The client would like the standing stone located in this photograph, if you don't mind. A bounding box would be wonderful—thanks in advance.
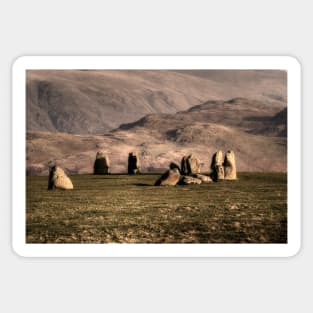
[210,150,224,169]
[215,165,225,181]
[223,150,237,180]
[154,168,180,186]
[188,155,201,174]
[128,152,140,174]
[169,162,181,172]
[93,151,110,174]
[48,166,73,190]
[181,156,189,175]
[181,154,201,175]
[210,150,225,181]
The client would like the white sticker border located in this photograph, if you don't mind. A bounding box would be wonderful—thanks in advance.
[12,56,301,257]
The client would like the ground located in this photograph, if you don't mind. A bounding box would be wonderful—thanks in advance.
[26,173,287,243]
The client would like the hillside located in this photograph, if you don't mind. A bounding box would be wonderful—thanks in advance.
[119,98,283,133]
[247,107,287,137]
[26,98,287,175]
[26,70,287,134]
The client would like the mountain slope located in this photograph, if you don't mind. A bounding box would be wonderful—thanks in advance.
[26,98,287,175]
[119,98,283,134]
[247,107,287,137]
[26,70,287,134]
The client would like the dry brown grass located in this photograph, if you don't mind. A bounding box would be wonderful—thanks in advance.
[26,172,287,244]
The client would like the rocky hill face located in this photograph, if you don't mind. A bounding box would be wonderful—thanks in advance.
[27,98,287,175]
[26,70,287,134]
[247,107,287,137]
[119,98,283,133]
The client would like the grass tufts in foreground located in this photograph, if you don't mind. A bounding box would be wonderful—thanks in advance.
[26,173,287,243]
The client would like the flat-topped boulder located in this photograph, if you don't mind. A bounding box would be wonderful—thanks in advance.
[179,176,202,185]
[193,173,213,183]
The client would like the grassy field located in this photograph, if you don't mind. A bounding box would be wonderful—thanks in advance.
[26,173,287,244]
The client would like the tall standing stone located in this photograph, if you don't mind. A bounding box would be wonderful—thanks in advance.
[223,150,237,180]
[181,154,201,175]
[128,152,140,174]
[210,150,225,181]
[93,151,110,174]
